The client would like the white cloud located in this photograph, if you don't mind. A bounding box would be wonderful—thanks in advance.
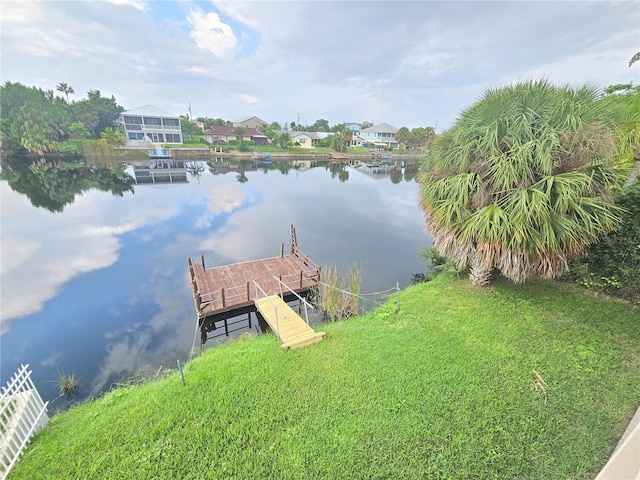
[1,1,638,129]
[187,8,237,59]
[106,0,147,12]
[233,93,259,105]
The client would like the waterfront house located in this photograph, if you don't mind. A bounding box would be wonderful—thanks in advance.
[289,131,322,148]
[344,122,362,136]
[120,105,183,146]
[232,116,267,130]
[360,123,399,149]
[203,126,268,145]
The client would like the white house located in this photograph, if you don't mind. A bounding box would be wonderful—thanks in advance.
[359,123,399,149]
[120,105,183,146]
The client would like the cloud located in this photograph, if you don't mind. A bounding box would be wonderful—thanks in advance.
[233,93,259,105]
[187,7,237,59]
[1,1,638,130]
[106,0,147,12]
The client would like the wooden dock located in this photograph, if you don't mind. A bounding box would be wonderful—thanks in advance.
[254,296,325,349]
[188,226,325,348]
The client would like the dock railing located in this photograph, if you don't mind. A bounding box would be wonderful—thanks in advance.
[253,281,288,342]
[1,364,49,479]
[274,275,315,326]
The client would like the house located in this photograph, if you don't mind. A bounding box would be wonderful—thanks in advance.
[120,105,183,146]
[203,125,268,145]
[289,131,322,148]
[359,123,399,149]
[344,122,362,136]
[350,136,364,148]
[232,116,267,130]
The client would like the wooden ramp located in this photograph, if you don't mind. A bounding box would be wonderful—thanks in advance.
[254,296,325,350]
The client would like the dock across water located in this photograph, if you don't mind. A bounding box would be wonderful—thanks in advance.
[188,226,325,349]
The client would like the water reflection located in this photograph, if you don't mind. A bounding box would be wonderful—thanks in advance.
[0,154,429,410]
[0,154,134,212]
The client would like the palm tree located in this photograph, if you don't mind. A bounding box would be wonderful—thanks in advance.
[56,82,74,103]
[419,79,622,286]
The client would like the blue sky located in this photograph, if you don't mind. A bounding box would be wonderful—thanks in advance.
[1,1,639,130]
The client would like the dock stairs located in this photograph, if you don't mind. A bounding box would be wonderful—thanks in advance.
[254,295,325,350]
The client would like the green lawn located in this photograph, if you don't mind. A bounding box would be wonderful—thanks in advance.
[11,275,640,479]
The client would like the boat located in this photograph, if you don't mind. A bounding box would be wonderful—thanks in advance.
[371,151,392,162]
[148,147,173,160]
[252,152,272,161]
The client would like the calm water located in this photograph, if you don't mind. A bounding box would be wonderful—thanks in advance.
[0,156,431,410]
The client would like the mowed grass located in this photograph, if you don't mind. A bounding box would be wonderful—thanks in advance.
[11,275,640,479]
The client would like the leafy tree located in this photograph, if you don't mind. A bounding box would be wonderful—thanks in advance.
[56,82,74,103]
[68,122,92,140]
[329,126,351,152]
[419,79,622,286]
[100,127,124,146]
[84,90,124,134]
[395,127,410,148]
[361,121,373,130]
[566,183,640,304]
[629,51,640,67]
[180,116,203,138]
[234,126,247,141]
[276,132,290,149]
[309,119,330,132]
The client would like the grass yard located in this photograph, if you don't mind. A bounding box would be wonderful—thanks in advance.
[10,275,640,479]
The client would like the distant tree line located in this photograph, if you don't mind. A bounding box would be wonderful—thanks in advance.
[0,81,125,155]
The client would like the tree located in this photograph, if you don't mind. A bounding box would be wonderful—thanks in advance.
[566,183,640,304]
[276,132,290,149]
[395,127,410,148]
[180,116,203,139]
[234,126,246,141]
[309,119,330,132]
[419,80,622,287]
[100,127,124,146]
[361,121,373,130]
[56,83,74,103]
[629,51,640,67]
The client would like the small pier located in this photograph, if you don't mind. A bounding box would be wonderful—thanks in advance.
[188,226,324,348]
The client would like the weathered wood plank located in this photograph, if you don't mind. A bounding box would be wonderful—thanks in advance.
[189,252,319,319]
[254,296,325,350]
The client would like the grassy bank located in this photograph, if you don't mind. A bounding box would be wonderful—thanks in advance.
[11,276,640,479]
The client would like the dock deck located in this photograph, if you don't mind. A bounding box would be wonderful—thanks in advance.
[188,227,320,320]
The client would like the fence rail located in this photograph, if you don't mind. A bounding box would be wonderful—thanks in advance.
[0,364,49,479]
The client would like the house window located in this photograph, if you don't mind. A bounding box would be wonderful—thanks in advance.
[144,117,162,127]
[165,133,180,142]
[163,118,179,128]
[123,116,143,125]
[128,132,144,140]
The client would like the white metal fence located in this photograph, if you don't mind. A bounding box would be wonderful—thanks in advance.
[1,364,49,479]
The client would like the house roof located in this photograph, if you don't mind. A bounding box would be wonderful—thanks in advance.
[361,123,399,133]
[290,131,322,140]
[121,105,179,118]
[204,126,262,136]
[232,115,266,124]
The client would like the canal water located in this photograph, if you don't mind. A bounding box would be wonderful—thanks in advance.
[0,156,431,411]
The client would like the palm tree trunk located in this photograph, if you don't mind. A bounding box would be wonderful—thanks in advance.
[469,257,491,287]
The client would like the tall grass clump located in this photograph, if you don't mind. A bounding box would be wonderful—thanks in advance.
[55,372,78,397]
[320,263,363,321]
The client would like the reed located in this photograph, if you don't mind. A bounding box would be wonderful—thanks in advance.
[320,263,363,321]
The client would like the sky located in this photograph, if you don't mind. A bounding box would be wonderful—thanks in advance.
[1,0,639,131]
